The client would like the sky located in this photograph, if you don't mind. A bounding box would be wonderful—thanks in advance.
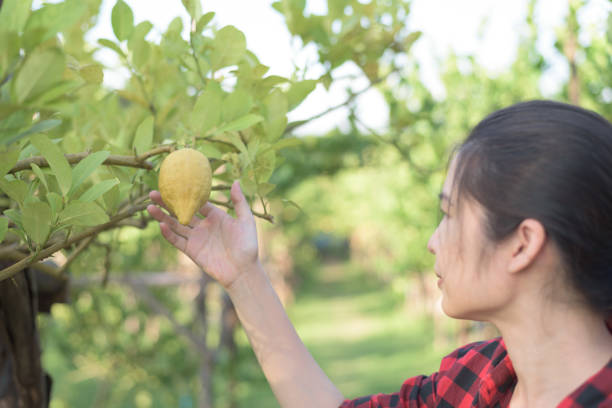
[34,0,612,134]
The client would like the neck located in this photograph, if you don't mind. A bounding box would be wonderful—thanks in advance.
[492,301,612,408]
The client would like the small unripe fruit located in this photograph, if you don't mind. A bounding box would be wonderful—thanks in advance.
[158,148,212,225]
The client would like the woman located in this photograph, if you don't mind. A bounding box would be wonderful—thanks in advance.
[147,100,612,407]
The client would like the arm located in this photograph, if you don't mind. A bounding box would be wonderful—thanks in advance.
[228,261,344,407]
[147,181,344,408]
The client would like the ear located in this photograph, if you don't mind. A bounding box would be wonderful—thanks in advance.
[507,218,547,274]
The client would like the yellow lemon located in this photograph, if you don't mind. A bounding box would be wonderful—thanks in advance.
[158,148,212,225]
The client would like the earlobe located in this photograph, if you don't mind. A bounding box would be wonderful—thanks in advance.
[508,219,547,274]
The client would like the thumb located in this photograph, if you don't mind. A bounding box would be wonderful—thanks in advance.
[230,180,252,221]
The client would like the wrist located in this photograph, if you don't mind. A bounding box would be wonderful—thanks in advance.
[226,260,269,299]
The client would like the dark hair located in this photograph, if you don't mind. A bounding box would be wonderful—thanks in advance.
[453,100,612,317]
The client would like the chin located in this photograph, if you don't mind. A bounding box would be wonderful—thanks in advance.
[441,297,487,321]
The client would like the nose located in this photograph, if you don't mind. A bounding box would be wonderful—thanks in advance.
[427,226,438,255]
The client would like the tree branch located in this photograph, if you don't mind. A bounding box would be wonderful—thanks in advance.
[0,198,150,282]
[58,235,95,276]
[8,145,175,174]
[128,282,206,351]
[0,249,67,281]
[284,72,391,135]
[209,198,274,223]
[353,115,437,177]
[189,20,208,86]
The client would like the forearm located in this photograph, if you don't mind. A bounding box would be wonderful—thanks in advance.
[227,262,344,408]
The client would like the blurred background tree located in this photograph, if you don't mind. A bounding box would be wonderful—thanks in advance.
[1,0,610,407]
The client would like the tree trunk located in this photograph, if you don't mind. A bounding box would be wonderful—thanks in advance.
[0,259,69,408]
[0,266,47,408]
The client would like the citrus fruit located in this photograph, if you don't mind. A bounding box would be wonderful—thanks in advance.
[158,148,212,225]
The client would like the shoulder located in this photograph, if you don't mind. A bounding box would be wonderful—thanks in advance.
[439,337,509,373]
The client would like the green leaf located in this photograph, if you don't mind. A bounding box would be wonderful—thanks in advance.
[198,143,223,160]
[222,89,253,123]
[128,21,153,68]
[7,119,62,146]
[46,192,63,219]
[3,209,22,229]
[191,81,223,134]
[210,26,246,70]
[0,149,19,178]
[251,147,275,184]
[78,179,119,202]
[0,178,28,204]
[30,134,72,196]
[14,48,65,103]
[130,21,153,43]
[196,12,215,33]
[287,79,317,111]
[181,0,202,21]
[58,201,109,227]
[98,38,126,58]
[133,116,154,155]
[271,137,302,151]
[404,31,422,52]
[0,103,21,122]
[22,201,51,245]
[70,151,111,195]
[131,37,150,69]
[217,114,263,134]
[0,31,20,82]
[256,182,276,196]
[103,184,120,214]
[224,132,248,156]
[281,198,306,216]
[30,163,48,191]
[79,64,104,84]
[29,81,81,106]
[112,0,134,42]
[263,89,288,141]
[23,0,87,49]
[0,0,32,34]
[0,217,8,243]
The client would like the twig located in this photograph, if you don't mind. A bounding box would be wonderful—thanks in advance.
[284,72,391,135]
[8,145,175,174]
[353,115,437,177]
[58,235,95,275]
[209,198,274,223]
[189,20,208,86]
[0,249,67,281]
[0,201,150,281]
[128,282,206,351]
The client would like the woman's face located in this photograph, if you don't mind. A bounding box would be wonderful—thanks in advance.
[427,158,514,321]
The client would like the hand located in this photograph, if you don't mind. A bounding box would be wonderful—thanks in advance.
[147,180,259,289]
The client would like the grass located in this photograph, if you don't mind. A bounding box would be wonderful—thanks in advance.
[42,260,455,407]
[235,261,454,406]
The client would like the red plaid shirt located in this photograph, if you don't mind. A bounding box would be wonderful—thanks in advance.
[339,337,612,407]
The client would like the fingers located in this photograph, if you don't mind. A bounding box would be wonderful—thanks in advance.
[230,180,253,222]
[159,222,187,252]
[149,190,168,211]
[198,202,219,218]
[147,203,192,238]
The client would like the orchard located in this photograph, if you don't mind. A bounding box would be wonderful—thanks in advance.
[1,0,610,406]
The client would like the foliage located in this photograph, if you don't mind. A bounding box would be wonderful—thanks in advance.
[2,0,612,406]
[0,0,314,280]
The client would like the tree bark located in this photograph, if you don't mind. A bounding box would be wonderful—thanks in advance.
[0,259,68,408]
[0,266,47,408]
